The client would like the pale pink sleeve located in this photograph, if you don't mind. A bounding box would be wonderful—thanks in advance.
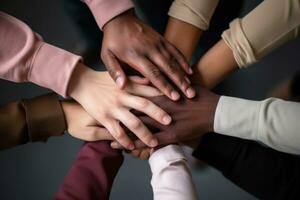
[84,0,134,29]
[0,12,81,97]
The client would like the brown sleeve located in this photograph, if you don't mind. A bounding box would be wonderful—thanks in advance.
[0,94,66,150]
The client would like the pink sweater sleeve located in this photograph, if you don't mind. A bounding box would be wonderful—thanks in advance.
[84,0,134,29]
[0,12,81,97]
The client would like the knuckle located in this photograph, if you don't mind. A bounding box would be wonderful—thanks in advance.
[148,68,161,78]
[126,47,139,57]
[114,130,124,140]
[137,98,149,108]
[130,119,143,130]
[167,64,178,75]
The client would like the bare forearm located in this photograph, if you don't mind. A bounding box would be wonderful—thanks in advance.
[164,17,203,61]
[164,18,237,89]
[192,39,238,88]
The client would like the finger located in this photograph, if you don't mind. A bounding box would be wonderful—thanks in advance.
[149,48,195,98]
[130,149,142,158]
[104,120,135,150]
[164,41,192,75]
[134,130,176,149]
[131,57,180,101]
[139,149,151,160]
[122,95,171,125]
[111,141,124,149]
[125,82,162,97]
[101,50,127,89]
[128,76,150,85]
[114,109,158,148]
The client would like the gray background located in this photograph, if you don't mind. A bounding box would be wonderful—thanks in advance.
[0,0,299,199]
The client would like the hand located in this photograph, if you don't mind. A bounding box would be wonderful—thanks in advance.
[101,10,195,100]
[111,87,220,149]
[61,101,113,141]
[67,63,172,150]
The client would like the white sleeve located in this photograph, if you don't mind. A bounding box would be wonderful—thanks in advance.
[149,144,198,200]
[214,96,300,155]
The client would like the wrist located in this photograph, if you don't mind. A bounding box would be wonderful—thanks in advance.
[67,63,98,100]
[205,93,221,133]
[193,39,238,89]
[103,9,136,32]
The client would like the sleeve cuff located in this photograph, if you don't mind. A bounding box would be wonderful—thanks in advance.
[28,42,81,97]
[214,96,261,142]
[149,145,186,174]
[85,0,134,29]
[22,94,67,142]
[221,18,256,68]
[168,1,208,30]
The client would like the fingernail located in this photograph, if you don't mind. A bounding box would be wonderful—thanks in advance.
[163,115,172,125]
[116,76,124,88]
[171,91,180,100]
[188,67,193,74]
[111,142,118,149]
[128,143,135,150]
[149,138,158,147]
[186,87,196,98]
[185,76,191,84]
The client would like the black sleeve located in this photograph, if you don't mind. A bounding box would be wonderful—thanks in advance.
[193,133,300,200]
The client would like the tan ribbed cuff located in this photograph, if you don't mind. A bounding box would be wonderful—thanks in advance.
[221,19,257,68]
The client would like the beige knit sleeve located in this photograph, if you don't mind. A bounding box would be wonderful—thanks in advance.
[222,0,300,67]
[168,0,219,30]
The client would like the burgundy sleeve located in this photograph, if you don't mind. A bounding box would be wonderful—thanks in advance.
[55,141,124,200]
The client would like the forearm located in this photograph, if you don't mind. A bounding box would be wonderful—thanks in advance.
[83,0,134,30]
[222,0,300,67]
[214,96,300,155]
[194,133,300,199]
[0,12,81,97]
[149,145,197,200]
[193,0,299,88]
[0,94,66,150]
[55,141,124,200]
[164,17,203,61]
[164,0,236,88]
[192,39,238,88]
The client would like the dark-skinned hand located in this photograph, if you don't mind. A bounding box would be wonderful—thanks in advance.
[101,9,195,100]
[111,86,220,149]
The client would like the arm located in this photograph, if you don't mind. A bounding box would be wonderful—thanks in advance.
[0,94,65,150]
[149,145,198,200]
[0,93,115,151]
[0,12,81,97]
[118,87,300,155]
[55,141,123,200]
[84,0,195,100]
[195,0,300,88]
[193,133,300,200]
[214,96,300,155]
[164,0,219,61]
[164,0,235,88]
[0,11,171,150]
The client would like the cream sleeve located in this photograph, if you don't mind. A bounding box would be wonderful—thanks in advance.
[149,145,198,200]
[222,0,300,67]
[214,96,300,155]
[168,0,219,30]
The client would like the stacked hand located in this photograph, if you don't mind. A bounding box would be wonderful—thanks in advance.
[67,63,173,150]
[101,10,195,100]
[111,87,220,150]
